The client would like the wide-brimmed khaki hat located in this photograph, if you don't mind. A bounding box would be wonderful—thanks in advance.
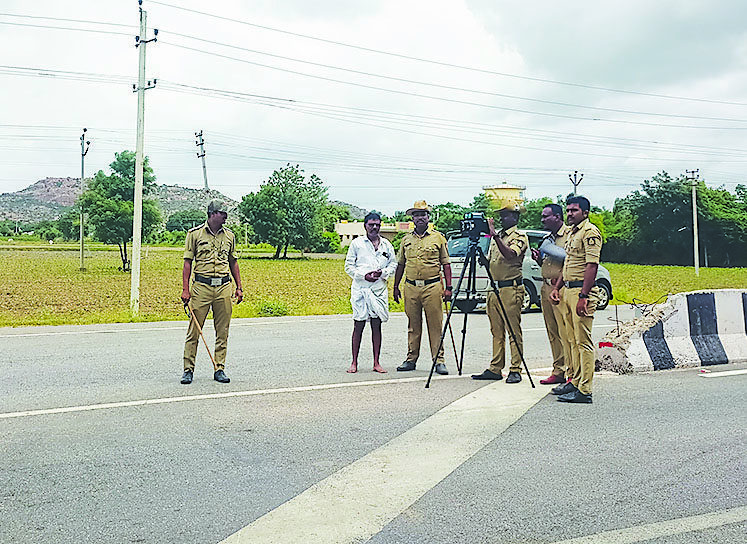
[406,200,432,215]
[498,198,525,213]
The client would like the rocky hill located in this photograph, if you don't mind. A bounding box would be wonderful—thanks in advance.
[0,177,238,222]
[0,177,366,223]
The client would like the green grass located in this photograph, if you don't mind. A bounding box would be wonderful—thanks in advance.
[604,263,746,305]
[0,248,744,327]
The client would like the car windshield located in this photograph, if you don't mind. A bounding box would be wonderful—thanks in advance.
[447,235,491,257]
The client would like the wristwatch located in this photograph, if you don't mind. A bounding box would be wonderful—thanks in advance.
[578,292,589,299]
[445,285,453,290]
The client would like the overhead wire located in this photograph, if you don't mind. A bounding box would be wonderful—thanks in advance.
[147,0,747,107]
[160,29,747,123]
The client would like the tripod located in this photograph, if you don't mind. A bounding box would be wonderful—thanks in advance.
[425,235,535,389]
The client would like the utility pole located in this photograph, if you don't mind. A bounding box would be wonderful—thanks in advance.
[569,170,584,195]
[195,130,209,190]
[686,169,700,277]
[79,128,90,271]
[130,0,157,316]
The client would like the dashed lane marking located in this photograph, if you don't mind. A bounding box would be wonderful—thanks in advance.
[550,505,747,544]
[220,381,547,544]
[0,373,527,420]
[699,368,747,378]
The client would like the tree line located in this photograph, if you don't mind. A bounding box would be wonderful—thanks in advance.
[5,150,745,269]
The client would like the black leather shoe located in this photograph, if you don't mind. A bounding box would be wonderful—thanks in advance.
[471,369,503,380]
[180,370,193,384]
[557,390,592,404]
[434,363,448,375]
[505,371,522,384]
[214,369,230,383]
[397,361,416,371]
[551,381,576,396]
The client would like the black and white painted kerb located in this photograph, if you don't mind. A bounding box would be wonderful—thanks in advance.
[597,289,747,373]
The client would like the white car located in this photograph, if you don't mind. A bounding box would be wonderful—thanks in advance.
[446,229,613,313]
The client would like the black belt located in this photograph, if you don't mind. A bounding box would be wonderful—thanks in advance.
[406,277,441,287]
[564,280,584,288]
[195,274,231,287]
[497,278,522,288]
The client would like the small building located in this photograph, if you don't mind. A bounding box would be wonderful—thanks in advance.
[335,220,414,247]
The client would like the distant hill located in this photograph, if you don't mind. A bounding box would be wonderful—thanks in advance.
[331,200,367,220]
[0,177,237,223]
[0,177,368,224]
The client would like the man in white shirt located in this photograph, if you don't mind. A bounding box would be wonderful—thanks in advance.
[344,212,398,373]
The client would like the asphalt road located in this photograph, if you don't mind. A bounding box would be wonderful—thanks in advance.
[1,308,745,544]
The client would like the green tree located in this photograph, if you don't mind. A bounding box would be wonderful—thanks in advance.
[432,202,468,234]
[56,209,80,241]
[517,197,553,230]
[79,151,162,270]
[239,164,328,258]
[165,209,206,232]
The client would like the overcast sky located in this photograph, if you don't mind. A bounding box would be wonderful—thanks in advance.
[2,0,746,214]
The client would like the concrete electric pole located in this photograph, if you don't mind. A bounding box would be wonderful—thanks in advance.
[569,170,584,195]
[130,0,157,316]
[686,169,700,277]
[79,128,90,271]
[195,130,209,190]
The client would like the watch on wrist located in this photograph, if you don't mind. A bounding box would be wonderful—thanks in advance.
[445,285,453,290]
[578,292,589,299]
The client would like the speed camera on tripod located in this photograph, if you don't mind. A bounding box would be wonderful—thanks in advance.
[460,212,490,240]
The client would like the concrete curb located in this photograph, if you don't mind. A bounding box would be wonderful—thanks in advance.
[597,289,747,373]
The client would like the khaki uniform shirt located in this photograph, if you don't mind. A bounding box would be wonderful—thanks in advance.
[487,225,528,281]
[563,219,602,281]
[397,230,450,280]
[184,222,237,277]
[541,223,570,280]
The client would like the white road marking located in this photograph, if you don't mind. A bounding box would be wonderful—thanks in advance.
[699,368,747,378]
[220,382,547,544]
[550,505,747,544]
[0,374,508,420]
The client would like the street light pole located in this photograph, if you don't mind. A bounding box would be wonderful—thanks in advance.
[569,170,584,195]
[79,128,90,271]
[686,169,700,277]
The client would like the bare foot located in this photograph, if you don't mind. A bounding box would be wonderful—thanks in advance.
[373,363,387,373]
[347,363,358,373]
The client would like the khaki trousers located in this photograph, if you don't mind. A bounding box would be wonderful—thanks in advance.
[183,281,233,371]
[541,282,570,378]
[486,284,524,374]
[559,286,598,395]
[404,281,445,364]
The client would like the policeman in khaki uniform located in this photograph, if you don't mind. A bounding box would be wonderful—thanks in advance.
[531,204,572,385]
[393,200,452,375]
[550,196,602,403]
[180,200,244,385]
[472,200,529,383]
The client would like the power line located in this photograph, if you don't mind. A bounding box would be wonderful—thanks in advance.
[0,11,135,28]
[159,42,747,131]
[147,0,747,107]
[161,29,747,123]
[0,20,132,37]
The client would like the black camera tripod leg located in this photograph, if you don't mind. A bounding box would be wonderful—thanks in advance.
[475,246,536,388]
[425,242,475,388]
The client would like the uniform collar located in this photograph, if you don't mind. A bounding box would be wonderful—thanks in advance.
[555,223,570,237]
[500,225,517,237]
[411,229,430,238]
[571,218,589,233]
[204,221,224,236]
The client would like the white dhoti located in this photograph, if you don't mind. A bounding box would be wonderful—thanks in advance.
[351,281,390,322]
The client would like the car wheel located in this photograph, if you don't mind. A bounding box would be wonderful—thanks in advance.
[522,280,537,313]
[595,280,611,310]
